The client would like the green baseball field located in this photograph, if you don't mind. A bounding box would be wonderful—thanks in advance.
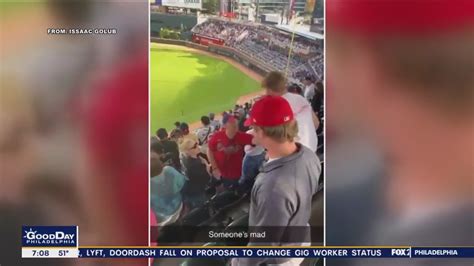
[151,43,261,133]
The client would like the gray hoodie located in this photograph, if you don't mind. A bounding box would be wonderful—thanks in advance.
[235,143,321,266]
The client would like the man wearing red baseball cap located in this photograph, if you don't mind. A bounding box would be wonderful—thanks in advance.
[207,115,254,188]
[233,96,321,266]
[326,1,473,265]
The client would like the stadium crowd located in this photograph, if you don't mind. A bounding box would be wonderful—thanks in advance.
[191,19,324,83]
[150,71,324,229]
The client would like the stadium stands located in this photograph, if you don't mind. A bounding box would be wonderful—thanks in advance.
[191,19,324,83]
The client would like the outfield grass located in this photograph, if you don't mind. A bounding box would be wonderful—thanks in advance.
[151,44,260,133]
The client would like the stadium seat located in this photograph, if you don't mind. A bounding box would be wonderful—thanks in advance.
[180,203,212,226]
[209,190,241,211]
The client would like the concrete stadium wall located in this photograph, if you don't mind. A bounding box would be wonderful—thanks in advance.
[150,38,275,76]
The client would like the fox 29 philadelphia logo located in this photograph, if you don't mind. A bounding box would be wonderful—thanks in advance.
[22,226,78,247]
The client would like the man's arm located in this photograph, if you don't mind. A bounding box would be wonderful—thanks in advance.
[207,148,217,170]
[207,138,221,178]
[238,132,254,146]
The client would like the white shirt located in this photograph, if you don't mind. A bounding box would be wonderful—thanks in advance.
[304,83,315,101]
[210,120,221,131]
[283,92,318,152]
[196,126,213,145]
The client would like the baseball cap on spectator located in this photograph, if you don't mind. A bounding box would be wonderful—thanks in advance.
[245,95,294,127]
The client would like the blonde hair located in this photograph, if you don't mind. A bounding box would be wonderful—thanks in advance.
[179,138,197,153]
[255,120,298,143]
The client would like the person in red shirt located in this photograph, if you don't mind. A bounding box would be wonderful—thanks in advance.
[207,115,254,188]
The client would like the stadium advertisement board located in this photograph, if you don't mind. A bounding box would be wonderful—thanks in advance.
[162,0,202,9]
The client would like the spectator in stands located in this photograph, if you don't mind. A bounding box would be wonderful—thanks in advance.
[179,122,198,143]
[209,112,221,132]
[303,76,316,102]
[239,128,266,191]
[150,151,187,225]
[235,108,248,132]
[221,112,229,126]
[312,81,324,115]
[244,102,251,113]
[151,135,159,146]
[234,96,320,266]
[196,116,213,154]
[264,71,319,152]
[180,138,211,209]
[208,115,254,189]
[150,141,165,159]
[180,122,190,135]
[156,128,181,171]
[174,121,181,129]
[169,128,183,142]
[191,18,323,82]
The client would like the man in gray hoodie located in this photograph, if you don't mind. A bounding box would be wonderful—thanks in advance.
[233,95,321,266]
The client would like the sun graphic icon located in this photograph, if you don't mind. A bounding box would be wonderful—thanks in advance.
[24,228,37,238]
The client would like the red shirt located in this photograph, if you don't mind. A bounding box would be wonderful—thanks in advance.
[208,131,253,179]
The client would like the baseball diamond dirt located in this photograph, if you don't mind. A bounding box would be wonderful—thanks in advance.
[151,43,264,132]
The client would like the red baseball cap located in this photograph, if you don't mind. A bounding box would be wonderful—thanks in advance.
[327,0,474,36]
[245,95,294,127]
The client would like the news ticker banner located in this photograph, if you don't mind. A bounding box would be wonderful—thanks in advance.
[22,247,474,259]
[21,226,474,259]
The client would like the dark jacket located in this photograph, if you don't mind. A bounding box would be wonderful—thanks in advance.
[181,155,210,196]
